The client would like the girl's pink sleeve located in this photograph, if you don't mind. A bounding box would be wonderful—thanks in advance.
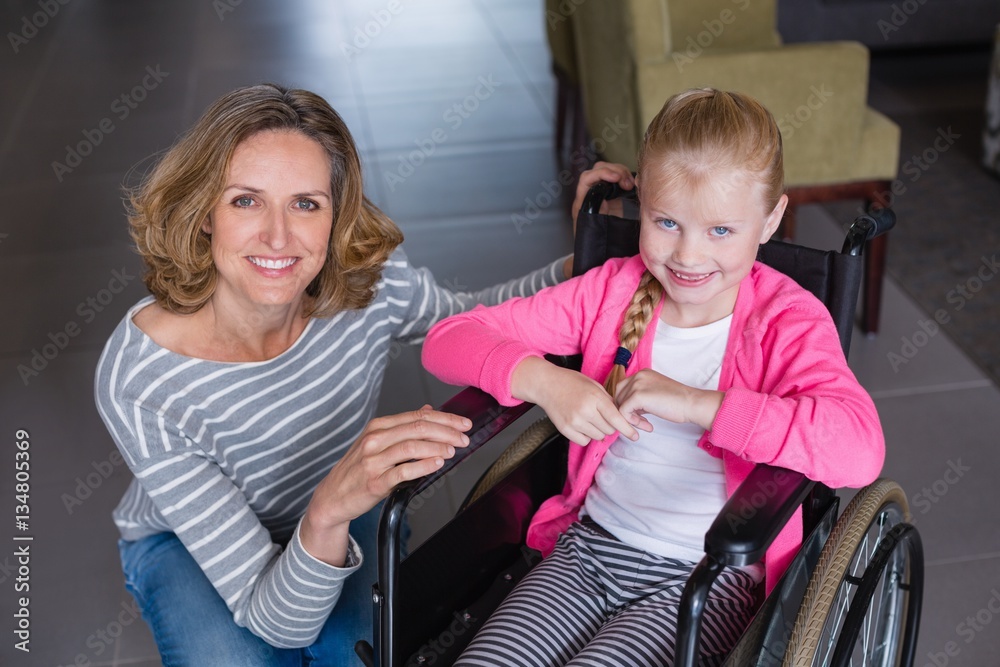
[708,305,885,488]
[422,259,620,406]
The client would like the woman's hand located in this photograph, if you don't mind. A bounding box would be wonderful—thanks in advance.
[513,356,638,445]
[300,406,471,565]
[570,162,636,226]
[614,369,724,432]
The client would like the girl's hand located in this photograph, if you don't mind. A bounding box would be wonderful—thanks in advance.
[615,369,724,432]
[301,406,471,565]
[570,162,635,226]
[513,356,638,445]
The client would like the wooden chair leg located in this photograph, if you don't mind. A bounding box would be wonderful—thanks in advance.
[860,182,892,335]
[862,233,887,334]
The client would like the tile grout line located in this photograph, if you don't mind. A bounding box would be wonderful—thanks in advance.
[396,209,566,231]
[868,378,996,399]
[363,135,550,161]
[925,551,1000,567]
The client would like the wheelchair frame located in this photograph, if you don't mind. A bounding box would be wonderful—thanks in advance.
[356,183,922,667]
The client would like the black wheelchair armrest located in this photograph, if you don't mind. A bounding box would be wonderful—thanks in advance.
[407,387,534,497]
[704,464,816,567]
[674,466,818,667]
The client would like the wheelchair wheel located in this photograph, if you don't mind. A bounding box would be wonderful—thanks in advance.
[784,479,922,667]
[460,418,559,511]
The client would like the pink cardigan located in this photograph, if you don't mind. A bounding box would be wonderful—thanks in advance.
[422,255,884,592]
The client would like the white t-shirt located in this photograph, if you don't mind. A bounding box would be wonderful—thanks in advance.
[584,314,733,564]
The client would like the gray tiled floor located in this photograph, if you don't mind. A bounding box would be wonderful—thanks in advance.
[0,1,997,665]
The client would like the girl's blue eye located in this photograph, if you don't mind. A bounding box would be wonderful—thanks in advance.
[657,219,677,230]
[711,226,731,237]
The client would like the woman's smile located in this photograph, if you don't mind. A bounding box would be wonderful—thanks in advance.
[245,255,303,279]
[246,255,299,271]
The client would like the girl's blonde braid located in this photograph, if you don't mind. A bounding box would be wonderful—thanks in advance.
[603,271,663,396]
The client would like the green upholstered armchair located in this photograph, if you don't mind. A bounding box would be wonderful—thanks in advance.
[562,0,900,332]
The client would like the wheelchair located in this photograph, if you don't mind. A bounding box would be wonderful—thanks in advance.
[356,182,923,667]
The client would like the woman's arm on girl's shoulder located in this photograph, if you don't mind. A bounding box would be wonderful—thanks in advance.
[710,304,885,489]
[382,248,571,347]
[421,256,627,406]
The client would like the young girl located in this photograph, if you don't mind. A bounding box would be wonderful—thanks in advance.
[421,89,885,666]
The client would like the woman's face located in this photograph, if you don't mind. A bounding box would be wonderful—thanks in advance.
[203,130,334,316]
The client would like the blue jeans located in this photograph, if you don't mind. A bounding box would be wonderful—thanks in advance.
[119,506,381,666]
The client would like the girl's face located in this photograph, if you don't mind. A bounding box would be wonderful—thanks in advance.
[638,167,786,328]
[202,129,334,317]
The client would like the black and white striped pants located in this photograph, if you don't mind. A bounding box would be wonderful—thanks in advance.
[455,520,758,667]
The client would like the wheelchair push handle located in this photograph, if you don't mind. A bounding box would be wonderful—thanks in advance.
[866,207,896,236]
[843,208,895,256]
[581,180,620,215]
[580,179,633,216]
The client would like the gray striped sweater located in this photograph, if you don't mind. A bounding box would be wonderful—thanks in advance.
[94,248,566,648]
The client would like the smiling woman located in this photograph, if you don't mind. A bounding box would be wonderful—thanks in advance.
[136,130,340,362]
[93,83,572,666]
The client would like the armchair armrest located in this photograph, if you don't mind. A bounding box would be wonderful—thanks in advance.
[704,464,816,567]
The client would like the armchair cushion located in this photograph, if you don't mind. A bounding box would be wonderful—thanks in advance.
[662,0,781,53]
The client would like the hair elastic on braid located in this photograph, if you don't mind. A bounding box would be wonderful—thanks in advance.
[613,346,632,367]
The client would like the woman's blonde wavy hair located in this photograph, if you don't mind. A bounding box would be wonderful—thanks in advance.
[604,88,784,396]
[127,83,403,318]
